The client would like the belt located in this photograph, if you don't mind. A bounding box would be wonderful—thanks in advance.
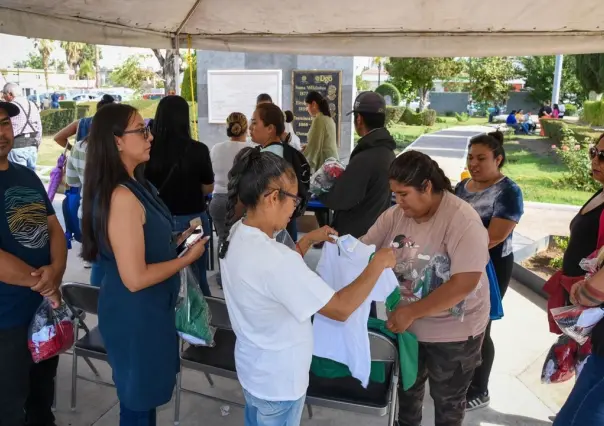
[13,133,39,149]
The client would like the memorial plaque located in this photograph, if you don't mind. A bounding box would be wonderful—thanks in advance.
[291,70,342,146]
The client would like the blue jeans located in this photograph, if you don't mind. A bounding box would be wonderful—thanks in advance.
[173,212,211,297]
[243,389,306,426]
[119,403,156,426]
[554,354,604,426]
[62,187,82,245]
[8,146,37,171]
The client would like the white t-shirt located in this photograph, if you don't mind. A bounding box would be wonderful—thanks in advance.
[210,141,255,194]
[284,122,302,151]
[220,221,336,401]
[312,235,399,387]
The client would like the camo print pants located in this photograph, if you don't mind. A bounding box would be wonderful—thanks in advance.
[398,334,484,426]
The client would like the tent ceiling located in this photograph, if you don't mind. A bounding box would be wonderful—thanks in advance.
[2,0,604,56]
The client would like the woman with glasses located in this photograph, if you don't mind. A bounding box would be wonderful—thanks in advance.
[454,131,524,411]
[80,104,207,426]
[145,96,215,296]
[544,133,604,422]
[219,147,395,426]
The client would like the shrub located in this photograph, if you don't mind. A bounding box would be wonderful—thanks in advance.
[444,111,455,117]
[583,101,604,126]
[58,100,77,110]
[76,104,91,119]
[564,104,578,117]
[541,119,567,144]
[40,109,75,136]
[549,236,569,269]
[455,112,470,123]
[542,119,601,147]
[385,106,405,125]
[375,83,401,106]
[553,133,601,192]
[401,108,421,125]
[421,109,437,126]
[436,117,447,123]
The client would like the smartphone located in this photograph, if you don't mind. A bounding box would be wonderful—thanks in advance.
[177,225,204,257]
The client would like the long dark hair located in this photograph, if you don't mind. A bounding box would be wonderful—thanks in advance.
[81,103,146,261]
[305,91,331,117]
[218,148,296,259]
[146,95,192,177]
[469,130,506,169]
[389,150,453,194]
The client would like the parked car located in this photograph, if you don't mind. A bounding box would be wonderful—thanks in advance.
[71,94,100,102]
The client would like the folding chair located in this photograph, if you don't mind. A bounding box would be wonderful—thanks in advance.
[173,297,241,425]
[306,331,400,425]
[61,282,113,411]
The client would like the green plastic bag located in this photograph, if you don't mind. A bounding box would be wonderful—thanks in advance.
[175,266,215,346]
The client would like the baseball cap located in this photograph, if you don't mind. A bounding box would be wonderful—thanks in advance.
[347,91,386,115]
[0,101,19,118]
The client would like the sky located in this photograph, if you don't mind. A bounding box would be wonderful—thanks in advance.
[0,34,160,70]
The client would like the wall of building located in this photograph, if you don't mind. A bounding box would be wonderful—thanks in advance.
[506,91,542,114]
[196,51,355,159]
[428,92,470,114]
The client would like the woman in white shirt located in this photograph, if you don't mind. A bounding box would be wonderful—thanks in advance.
[219,148,395,426]
[209,112,253,264]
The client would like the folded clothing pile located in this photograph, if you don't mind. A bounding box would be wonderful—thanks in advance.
[28,300,75,363]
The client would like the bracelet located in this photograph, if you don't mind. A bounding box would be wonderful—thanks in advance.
[369,253,375,263]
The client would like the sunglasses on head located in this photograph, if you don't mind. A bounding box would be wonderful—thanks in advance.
[589,146,604,162]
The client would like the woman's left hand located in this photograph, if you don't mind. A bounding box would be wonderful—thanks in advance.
[307,226,338,244]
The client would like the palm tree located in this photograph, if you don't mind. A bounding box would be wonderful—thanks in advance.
[34,39,55,91]
[373,57,386,86]
[60,41,85,78]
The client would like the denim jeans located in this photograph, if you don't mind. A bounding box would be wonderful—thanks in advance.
[173,212,211,297]
[243,389,306,426]
[554,354,604,426]
[8,146,38,171]
[119,403,156,426]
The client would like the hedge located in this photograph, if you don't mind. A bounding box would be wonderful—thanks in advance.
[541,119,602,146]
[401,108,437,126]
[385,106,406,125]
[40,109,75,136]
[58,100,77,110]
[583,101,604,126]
[375,83,401,106]
[564,104,578,117]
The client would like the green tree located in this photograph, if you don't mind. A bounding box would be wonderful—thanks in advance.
[575,54,604,98]
[181,52,197,101]
[372,57,386,86]
[520,56,584,104]
[386,58,463,110]
[355,74,370,91]
[60,41,86,76]
[109,56,155,92]
[468,57,517,104]
[78,59,95,87]
[13,52,44,69]
[34,39,55,91]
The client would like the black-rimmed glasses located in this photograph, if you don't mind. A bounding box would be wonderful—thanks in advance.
[121,126,151,140]
[265,188,302,208]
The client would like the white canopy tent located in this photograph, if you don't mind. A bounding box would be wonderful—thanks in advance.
[1,0,604,57]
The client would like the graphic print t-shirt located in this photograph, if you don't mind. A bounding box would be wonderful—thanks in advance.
[361,192,490,343]
[0,163,54,329]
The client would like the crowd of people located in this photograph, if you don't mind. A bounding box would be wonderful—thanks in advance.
[1,80,604,426]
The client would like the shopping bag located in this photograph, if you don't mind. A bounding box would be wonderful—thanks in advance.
[175,266,216,346]
[541,335,577,384]
[487,260,504,320]
[28,299,75,363]
[551,305,604,345]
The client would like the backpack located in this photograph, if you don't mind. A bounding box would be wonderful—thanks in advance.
[263,142,311,218]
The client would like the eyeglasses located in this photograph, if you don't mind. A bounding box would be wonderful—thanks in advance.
[589,146,604,162]
[121,126,151,140]
[265,188,302,207]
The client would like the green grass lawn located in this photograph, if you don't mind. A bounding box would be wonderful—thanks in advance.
[503,142,593,206]
[38,137,64,168]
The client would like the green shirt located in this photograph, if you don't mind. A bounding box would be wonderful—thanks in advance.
[304,113,339,172]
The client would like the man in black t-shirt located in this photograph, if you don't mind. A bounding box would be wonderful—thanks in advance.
[0,101,67,426]
[538,100,553,118]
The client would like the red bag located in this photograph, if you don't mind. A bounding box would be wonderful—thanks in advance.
[28,299,75,363]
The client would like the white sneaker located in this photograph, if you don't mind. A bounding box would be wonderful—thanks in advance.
[83,261,92,269]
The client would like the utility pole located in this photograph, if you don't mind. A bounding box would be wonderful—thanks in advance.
[95,45,101,88]
[552,55,564,105]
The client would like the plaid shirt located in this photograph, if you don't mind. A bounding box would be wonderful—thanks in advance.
[10,97,42,146]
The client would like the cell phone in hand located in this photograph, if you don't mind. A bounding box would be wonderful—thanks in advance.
[177,225,204,258]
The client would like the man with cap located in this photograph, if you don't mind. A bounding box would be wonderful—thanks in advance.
[2,83,43,171]
[318,91,396,239]
[0,101,67,426]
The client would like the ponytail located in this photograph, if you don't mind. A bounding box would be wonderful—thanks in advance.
[218,148,296,259]
[305,91,331,118]
[469,130,506,168]
[389,150,453,194]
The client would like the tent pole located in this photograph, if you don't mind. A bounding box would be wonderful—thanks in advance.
[552,55,563,105]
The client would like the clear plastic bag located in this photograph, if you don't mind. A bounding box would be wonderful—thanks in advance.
[551,305,604,345]
[175,266,216,346]
[28,299,75,363]
[541,335,576,384]
[309,158,345,196]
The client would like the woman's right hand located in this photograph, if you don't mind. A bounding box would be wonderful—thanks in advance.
[372,248,397,269]
[183,236,210,264]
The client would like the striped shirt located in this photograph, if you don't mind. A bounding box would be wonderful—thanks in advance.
[65,141,87,219]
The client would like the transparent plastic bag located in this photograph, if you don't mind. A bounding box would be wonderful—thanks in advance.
[309,158,345,196]
[176,266,216,346]
[28,299,75,363]
[275,229,296,251]
[551,305,604,345]
[541,335,576,384]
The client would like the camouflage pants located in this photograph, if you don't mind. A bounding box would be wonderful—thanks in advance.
[397,334,484,426]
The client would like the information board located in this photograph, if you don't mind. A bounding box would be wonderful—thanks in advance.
[291,70,342,146]
[207,69,282,123]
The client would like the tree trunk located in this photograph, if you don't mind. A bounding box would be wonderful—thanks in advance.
[378,63,382,86]
[419,88,430,111]
[43,58,50,92]
[95,46,101,88]
[152,49,178,94]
